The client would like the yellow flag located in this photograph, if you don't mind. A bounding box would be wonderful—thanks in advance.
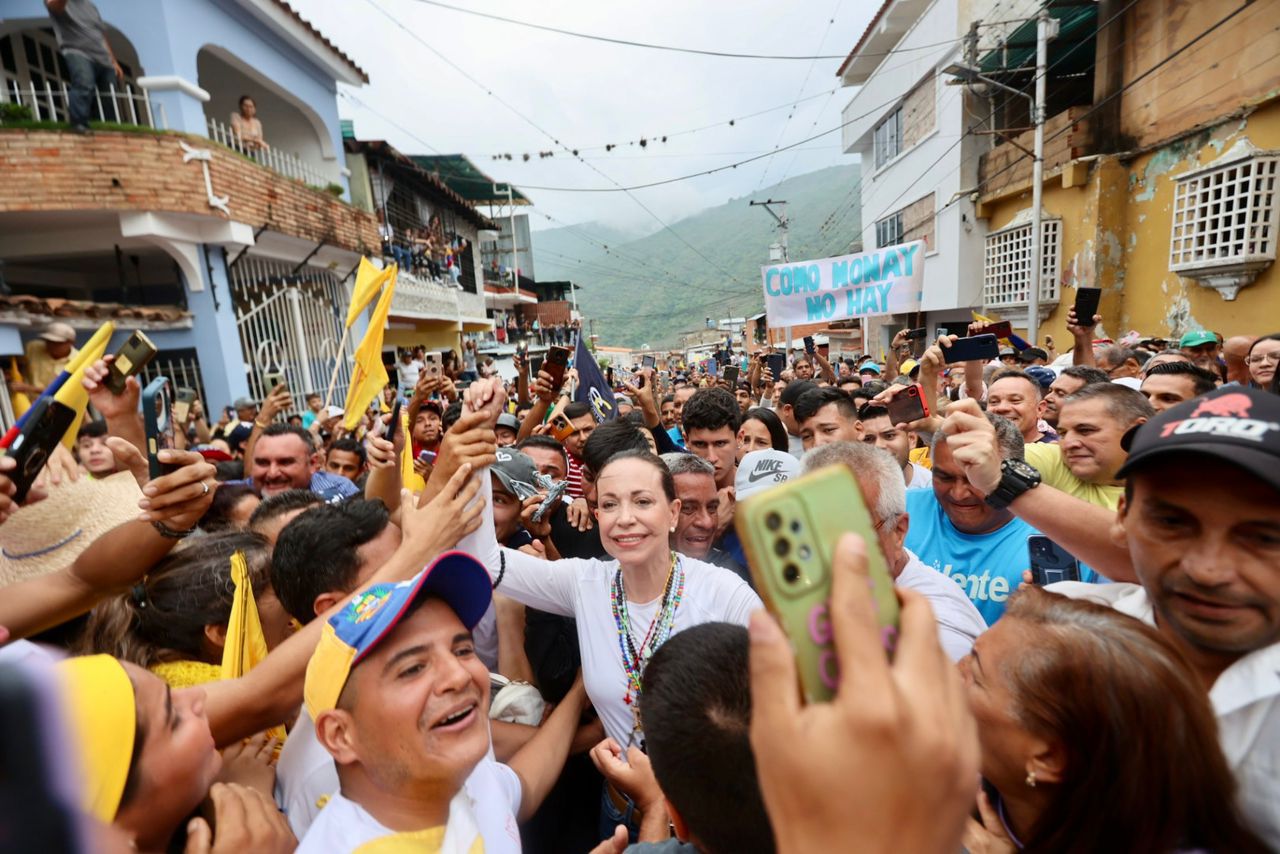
[346,258,395,328]
[9,357,31,420]
[53,320,115,448]
[342,268,397,430]
[222,551,287,742]
[400,407,426,493]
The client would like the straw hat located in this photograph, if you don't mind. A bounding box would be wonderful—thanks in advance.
[0,471,143,587]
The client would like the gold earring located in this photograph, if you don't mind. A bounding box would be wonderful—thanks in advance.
[1025,770,1037,788]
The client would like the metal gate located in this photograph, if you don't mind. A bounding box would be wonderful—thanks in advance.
[231,256,355,406]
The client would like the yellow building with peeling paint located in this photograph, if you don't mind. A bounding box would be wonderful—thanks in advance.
[973,0,1280,345]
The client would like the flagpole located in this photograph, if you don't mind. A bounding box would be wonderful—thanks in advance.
[323,322,353,410]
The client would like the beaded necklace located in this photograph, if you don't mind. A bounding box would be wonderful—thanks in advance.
[610,551,685,743]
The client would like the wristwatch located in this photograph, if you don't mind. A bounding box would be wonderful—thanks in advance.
[985,459,1041,509]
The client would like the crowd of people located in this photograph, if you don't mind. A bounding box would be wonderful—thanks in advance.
[0,307,1277,853]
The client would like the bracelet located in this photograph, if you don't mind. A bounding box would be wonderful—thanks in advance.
[254,420,271,429]
[151,520,197,539]
[493,550,506,590]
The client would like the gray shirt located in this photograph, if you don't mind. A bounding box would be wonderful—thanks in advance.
[48,0,113,67]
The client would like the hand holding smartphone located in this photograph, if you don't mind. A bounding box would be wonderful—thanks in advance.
[738,465,899,703]
[886,384,929,425]
[545,346,571,390]
[1028,536,1081,585]
[1072,287,1102,328]
[5,397,78,502]
[942,334,999,364]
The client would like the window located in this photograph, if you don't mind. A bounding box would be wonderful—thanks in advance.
[1169,144,1278,300]
[873,108,902,169]
[875,212,903,248]
[983,214,1061,308]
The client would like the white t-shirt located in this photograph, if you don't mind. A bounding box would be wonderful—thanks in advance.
[278,711,522,852]
[296,757,519,854]
[399,359,424,390]
[905,462,933,490]
[1049,581,1280,849]
[462,476,763,748]
[897,549,986,660]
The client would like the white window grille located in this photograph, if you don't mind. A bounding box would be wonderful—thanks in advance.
[873,107,902,169]
[1168,142,1279,301]
[983,213,1061,309]
[876,212,904,248]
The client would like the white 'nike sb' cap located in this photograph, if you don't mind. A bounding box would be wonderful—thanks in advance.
[735,450,800,501]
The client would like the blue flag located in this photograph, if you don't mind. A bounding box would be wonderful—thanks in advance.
[573,332,616,423]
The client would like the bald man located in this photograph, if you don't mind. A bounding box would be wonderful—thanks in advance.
[1223,335,1257,385]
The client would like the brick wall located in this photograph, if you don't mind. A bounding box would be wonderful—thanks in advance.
[0,128,380,252]
[901,74,936,149]
[522,301,573,326]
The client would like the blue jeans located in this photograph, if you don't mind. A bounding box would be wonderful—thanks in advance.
[64,52,115,129]
[390,244,413,269]
[598,784,640,843]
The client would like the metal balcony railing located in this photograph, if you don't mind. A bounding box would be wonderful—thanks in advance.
[206,116,329,188]
[0,79,166,129]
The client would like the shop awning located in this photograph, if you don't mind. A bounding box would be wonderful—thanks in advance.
[980,1,1098,76]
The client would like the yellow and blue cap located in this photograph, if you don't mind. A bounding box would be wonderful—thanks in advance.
[304,551,492,719]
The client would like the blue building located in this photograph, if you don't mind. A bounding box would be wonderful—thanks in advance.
[0,0,380,419]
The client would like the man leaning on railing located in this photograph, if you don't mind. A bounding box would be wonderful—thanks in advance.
[45,0,124,134]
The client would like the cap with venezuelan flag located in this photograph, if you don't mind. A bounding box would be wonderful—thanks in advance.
[304,552,492,719]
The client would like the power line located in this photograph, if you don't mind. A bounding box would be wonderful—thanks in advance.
[400,0,961,61]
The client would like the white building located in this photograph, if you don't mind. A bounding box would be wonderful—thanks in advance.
[837,0,1040,347]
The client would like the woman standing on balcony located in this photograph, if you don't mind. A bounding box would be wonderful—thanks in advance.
[231,95,269,151]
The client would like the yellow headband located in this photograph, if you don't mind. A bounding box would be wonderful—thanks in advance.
[57,655,136,822]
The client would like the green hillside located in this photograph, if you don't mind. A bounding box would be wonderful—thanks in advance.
[531,162,862,348]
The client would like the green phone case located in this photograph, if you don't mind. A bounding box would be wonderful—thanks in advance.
[738,465,900,703]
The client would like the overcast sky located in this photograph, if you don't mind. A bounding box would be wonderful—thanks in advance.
[288,0,876,235]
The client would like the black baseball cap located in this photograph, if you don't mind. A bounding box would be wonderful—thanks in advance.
[1117,386,1280,492]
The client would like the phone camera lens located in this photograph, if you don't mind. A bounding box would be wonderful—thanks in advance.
[783,565,801,584]
[774,539,790,557]
[790,520,802,534]
[765,512,782,531]
[797,545,811,561]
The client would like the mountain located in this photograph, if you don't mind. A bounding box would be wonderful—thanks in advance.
[531,163,863,348]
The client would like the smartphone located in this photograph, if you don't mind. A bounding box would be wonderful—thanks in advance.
[903,327,928,341]
[886,384,929,425]
[1073,287,1102,324]
[172,387,196,424]
[943,334,1000,364]
[545,345,571,390]
[642,355,656,370]
[142,376,179,481]
[529,355,545,382]
[262,370,286,393]
[550,413,576,442]
[425,353,442,379]
[105,330,158,395]
[1028,536,1082,585]
[5,397,78,502]
[417,449,437,465]
[803,336,816,355]
[764,352,786,379]
[738,465,900,703]
[388,399,402,440]
[723,365,740,386]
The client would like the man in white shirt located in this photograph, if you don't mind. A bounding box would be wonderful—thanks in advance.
[298,553,588,853]
[801,440,986,660]
[856,403,932,490]
[942,385,1280,847]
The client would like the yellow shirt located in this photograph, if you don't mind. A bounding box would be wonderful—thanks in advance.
[1024,444,1123,510]
[909,445,932,470]
[23,340,77,389]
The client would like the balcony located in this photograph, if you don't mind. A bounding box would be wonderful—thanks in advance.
[390,269,488,325]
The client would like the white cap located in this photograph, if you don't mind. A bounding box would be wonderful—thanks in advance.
[735,449,800,500]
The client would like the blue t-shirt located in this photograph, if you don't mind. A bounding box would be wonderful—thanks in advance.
[904,490,1095,624]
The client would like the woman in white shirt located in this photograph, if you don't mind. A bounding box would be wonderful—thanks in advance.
[463,449,761,751]
[230,95,268,151]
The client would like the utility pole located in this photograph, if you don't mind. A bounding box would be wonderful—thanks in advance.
[750,199,789,354]
[1027,8,1058,347]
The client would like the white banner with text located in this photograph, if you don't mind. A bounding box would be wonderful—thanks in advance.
[761,241,925,327]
